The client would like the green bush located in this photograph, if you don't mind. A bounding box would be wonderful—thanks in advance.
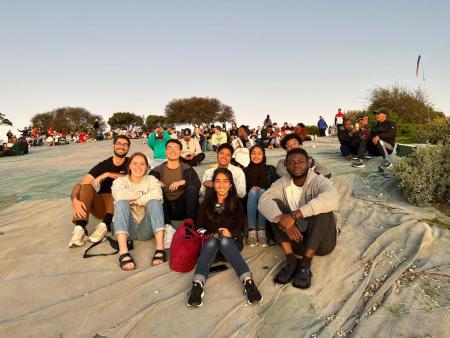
[414,117,450,144]
[393,143,450,205]
[305,125,319,135]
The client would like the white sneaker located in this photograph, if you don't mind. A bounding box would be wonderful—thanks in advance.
[164,224,176,249]
[68,225,88,248]
[88,222,108,243]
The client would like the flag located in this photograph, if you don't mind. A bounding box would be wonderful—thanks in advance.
[416,55,421,77]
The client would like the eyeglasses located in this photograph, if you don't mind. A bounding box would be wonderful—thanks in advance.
[167,146,181,151]
[115,142,129,148]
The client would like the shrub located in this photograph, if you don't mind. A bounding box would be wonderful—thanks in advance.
[414,116,450,144]
[393,143,450,205]
[305,125,319,135]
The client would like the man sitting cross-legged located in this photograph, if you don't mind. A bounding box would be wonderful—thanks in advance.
[258,148,339,288]
[150,139,201,229]
[69,135,130,247]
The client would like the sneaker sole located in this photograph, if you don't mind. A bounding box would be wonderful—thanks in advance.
[88,234,108,243]
[352,165,365,168]
[187,291,204,307]
[249,243,258,247]
[68,240,86,248]
[247,295,264,305]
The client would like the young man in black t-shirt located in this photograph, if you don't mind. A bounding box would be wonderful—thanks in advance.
[69,135,130,247]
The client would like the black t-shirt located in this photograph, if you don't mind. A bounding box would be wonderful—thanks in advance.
[88,156,129,194]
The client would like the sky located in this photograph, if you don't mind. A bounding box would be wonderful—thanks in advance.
[1,0,449,135]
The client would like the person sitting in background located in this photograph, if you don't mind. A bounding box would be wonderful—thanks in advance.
[338,119,362,160]
[352,108,397,169]
[69,135,130,248]
[167,126,178,139]
[150,139,201,228]
[259,148,339,289]
[228,121,239,141]
[294,123,312,142]
[112,152,166,270]
[193,127,206,152]
[231,125,254,168]
[200,143,246,200]
[147,125,171,165]
[180,128,205,167]
[187,168,263,307]
[210,126,228,152]
[276,134,331,178]
[244,145,279,246]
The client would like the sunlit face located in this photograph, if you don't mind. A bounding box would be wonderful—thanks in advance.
[217,148,232,167]
[250,147,264,165]
[344,120,352,131]
[375,113,386,122]
[166,142,181,161]
[129,155,148,178]
[113,138,130,158]
[285,138,301,152]
[214,172,232,198]
[286,153,309,179]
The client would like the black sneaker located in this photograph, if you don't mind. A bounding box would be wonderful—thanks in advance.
[187,282,204,307]
[381,159,392,169]
[352,159,365,168]
[292,266,313,289]
[274,259,298,284]
[243,279,263,305]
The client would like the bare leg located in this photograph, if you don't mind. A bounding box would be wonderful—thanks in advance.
[117,233,134,270]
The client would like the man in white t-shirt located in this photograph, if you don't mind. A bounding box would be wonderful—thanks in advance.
[259,148,339,289]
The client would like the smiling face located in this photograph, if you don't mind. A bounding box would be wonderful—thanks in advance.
[129,155,148,178]
[166,142,181,161]
[285,138,302,153]
[250,146,264,165]
[217,148,232,167]
[214,172,232,198]
[286,152,309,179]
[113,138,130,158]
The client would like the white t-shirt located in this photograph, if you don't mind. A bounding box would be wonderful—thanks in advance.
[285,180,303,212]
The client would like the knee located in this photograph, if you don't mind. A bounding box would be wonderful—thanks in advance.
[146,199,162,211]
[308,212,334,227]
[205,237,219,249]
[219,237,235,249]
[115,200,130,210]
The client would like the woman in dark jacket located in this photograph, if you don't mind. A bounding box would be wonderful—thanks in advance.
[187,168,263,307]
[244,145,279,246]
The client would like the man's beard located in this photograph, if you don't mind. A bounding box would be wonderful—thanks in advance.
[114,150,127,158]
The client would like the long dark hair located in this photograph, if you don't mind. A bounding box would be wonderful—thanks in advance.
[205,167,239,223]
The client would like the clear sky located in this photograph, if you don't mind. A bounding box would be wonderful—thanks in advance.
[1,0,449,133]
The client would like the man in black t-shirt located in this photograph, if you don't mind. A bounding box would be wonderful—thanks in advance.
[68,135,130,247]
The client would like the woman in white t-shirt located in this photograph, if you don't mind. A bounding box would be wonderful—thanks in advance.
[111,152,166,271]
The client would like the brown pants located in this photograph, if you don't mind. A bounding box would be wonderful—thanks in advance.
[72,184,114,223]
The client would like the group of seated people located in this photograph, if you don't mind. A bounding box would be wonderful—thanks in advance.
[338,108,397,169]
[69,134,340,307]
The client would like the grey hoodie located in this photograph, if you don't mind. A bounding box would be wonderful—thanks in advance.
[258,168,339,229]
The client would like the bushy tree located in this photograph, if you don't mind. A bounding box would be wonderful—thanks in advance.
[31,107,105,132]
[0,113,13,126]
[165,97,235,126]
[108,112,144,131]
[145,114,167,129]
[415,116,450,144]
[367,84,443,124]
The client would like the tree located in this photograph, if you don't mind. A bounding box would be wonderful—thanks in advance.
[0,113,13,126]
[31,107,105,132]
[165,97,235,127]
[108,112,144,131]
[145,114,167,130]
[367,84,444,124]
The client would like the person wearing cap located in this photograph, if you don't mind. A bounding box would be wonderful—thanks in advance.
[277,133,331,178]
[317,116,328,137]
[180,128,205,167]
[147,125,171,165]
[352,108,397,169]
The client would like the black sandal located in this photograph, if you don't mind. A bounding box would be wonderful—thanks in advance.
[119,252,136,271]
[151,249,167,266]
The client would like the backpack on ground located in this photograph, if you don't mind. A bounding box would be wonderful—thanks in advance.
[169,218,207,273]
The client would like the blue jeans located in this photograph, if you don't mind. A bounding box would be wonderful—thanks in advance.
[193,237,251,284]
[113,200,165,240]
[247,188,267,230]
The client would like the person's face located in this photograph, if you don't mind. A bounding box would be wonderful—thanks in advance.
[129,155,148,178]
[217,148,232,167]
[166,142,181,161]
[375,113,386,122]
[183,134,191,142]
[285,138,301,152]
[238,127,247,138]
[286,153,309,179]
[113,138,129,158]
[195,127,201,134]
[344,120,352,131]
[250,147,264,164]
[214,172,232,197]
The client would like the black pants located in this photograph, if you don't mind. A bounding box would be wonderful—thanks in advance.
[180,153,205,167]
[163,185,199,224]
[271,200,336,256]
[358,138,393,158]
[319,128,326,137]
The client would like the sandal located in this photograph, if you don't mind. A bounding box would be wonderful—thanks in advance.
[119,252,136,271]
[152,249,167,266]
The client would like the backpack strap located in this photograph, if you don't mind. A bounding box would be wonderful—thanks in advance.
[83,236,133,259]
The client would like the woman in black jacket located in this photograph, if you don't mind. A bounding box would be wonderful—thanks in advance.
[244,145,279,246]
[187,168,263,307]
